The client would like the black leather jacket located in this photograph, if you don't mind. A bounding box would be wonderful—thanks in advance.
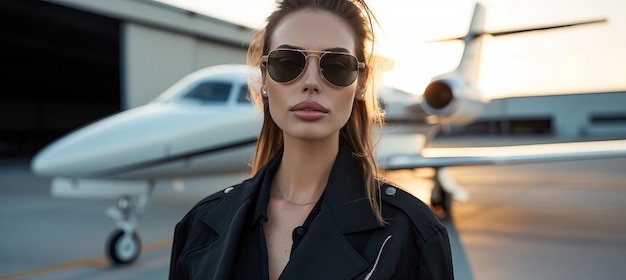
[169,144,454,279]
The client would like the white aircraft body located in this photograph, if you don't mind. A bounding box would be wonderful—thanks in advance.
[31,3,625,265]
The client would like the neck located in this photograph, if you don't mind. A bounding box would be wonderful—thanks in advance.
[272,136,339,205]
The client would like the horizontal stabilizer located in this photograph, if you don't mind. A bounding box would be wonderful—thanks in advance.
[489,19,607,37]
[424,18,607,43]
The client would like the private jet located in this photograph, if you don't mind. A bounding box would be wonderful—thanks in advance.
[31,3,626,265]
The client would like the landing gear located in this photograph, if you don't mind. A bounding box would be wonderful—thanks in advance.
[104,187,153,265]
[430,177,452,219]
[49,178,154,265]
[429,167,470,219]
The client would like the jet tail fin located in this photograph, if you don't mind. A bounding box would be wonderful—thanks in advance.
[456,2,486,83]
[425,3,606,84]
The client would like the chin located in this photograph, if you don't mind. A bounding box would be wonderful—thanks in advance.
[284,127,340,142]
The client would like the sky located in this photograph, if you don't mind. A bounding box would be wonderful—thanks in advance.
[154,0,626,99]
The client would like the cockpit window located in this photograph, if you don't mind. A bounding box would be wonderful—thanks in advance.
[182,82,232,103]
[237,85,252,104]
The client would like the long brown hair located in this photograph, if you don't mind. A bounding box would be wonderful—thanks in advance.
[247,0,386,225]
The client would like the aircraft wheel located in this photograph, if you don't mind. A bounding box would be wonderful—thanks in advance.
[106,229,141,265]
[430,184,452,219]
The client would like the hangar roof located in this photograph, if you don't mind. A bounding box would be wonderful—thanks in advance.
[48,0,255,47]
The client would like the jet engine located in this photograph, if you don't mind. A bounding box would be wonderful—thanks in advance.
[420,75,488,126]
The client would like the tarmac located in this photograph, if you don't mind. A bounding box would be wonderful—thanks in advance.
[1,137,625,280]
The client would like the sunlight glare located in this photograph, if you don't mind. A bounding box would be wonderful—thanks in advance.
[153,0,626,98]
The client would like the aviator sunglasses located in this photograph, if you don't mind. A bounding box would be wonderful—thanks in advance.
[262,49,366,87]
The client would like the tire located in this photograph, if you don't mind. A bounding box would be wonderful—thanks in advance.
[106,229,141,265]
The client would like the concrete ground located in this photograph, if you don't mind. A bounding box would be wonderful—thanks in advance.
[1,137,625,280]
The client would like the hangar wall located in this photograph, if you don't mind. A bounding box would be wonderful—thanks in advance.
[444,91,626,138]
[49,0,253,109]
[122,23,247,108]
[485,91,626,137]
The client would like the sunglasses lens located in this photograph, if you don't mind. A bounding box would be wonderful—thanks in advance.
[320,53,359,87]
[266,50,306,83]
[265,50,361,87]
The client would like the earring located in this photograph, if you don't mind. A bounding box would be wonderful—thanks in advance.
[360,93,364,99]
[262,88,267,96]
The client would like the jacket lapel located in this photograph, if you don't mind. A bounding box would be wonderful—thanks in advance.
[280,144,384,279]
[280,200,370,279]
[183,153,278,279]
[184,178,260,279]
[324,144,382,233]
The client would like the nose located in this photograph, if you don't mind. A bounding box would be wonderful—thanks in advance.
[301,55,322,94]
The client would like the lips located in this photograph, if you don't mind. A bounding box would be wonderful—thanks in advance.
[290,101,329,113]
[290,101,328,121]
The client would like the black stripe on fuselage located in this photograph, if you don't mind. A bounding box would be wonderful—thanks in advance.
[93,137,258,177]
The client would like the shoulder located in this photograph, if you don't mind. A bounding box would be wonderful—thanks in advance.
[180,178,254,219]
[196,184,239,205]
[379,182,446,242]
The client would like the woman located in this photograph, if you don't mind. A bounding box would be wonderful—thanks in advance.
[169,0,454,279]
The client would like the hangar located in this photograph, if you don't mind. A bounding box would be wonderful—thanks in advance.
[441,91,626,138]
[1,0,252,157]
[1,0,624,157]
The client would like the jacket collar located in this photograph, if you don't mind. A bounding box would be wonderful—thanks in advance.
[193,142,382,278]
[204,142,382,233]
[322,142,382,233]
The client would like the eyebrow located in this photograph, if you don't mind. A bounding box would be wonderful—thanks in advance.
[276,44,350,53]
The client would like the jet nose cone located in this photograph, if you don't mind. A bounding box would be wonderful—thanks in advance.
[28,106,153,178]
[29,128,98,177]
[30,142,76,177]
[28,103,208,178]
[31,149,54,177]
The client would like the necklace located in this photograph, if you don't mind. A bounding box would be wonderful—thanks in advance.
[274,186,318,206]
[282,198,317,206]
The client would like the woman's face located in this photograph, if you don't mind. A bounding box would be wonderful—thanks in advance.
[264,9,359,142]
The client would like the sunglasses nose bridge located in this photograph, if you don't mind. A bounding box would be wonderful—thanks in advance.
[301,53,324,82]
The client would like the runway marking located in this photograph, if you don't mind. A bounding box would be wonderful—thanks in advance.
[0,240,172,280]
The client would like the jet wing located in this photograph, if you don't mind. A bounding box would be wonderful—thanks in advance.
[381,139,626,170]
